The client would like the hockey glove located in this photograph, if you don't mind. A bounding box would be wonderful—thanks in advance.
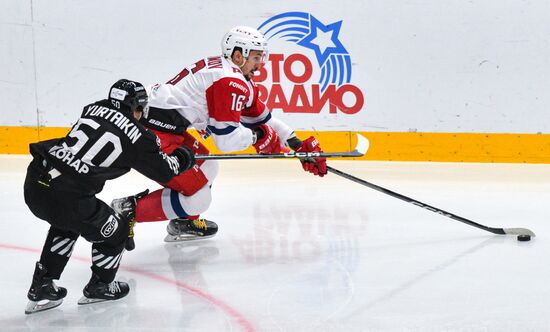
[252,124,282,154]
[171,146,196,174]
[295,136,327,177]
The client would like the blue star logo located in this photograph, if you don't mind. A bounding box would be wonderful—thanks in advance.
[258,12,353,92]
[297,16,348,67]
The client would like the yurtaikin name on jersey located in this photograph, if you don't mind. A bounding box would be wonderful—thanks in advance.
[47,105,144,175]
[84,105,142,144]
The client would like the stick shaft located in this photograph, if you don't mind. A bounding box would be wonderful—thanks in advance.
[195,151,362,160]
[195,133,370,160]
[326,166,506,235]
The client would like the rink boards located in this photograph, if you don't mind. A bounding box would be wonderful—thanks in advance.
[2,126,550,163]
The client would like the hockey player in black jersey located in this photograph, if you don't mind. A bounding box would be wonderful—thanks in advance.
[23,79,196,314]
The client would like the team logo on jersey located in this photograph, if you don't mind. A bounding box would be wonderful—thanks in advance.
[101,215,119,238]
[255,12,364,114]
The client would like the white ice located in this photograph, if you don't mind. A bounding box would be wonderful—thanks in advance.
[1,155,549,331]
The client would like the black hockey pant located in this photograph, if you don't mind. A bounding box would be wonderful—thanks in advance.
[23,158,129,283]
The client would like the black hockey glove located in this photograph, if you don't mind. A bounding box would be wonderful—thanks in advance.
[170,146,196,174]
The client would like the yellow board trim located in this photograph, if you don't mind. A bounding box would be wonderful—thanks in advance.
[0,126,72,155]
[2,126,549,163]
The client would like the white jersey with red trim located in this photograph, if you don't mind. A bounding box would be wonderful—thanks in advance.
[143,56,268,152]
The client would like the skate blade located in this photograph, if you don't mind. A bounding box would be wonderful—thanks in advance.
[164,234,215,243]
[25,299,63,314]
[77,296,109,305]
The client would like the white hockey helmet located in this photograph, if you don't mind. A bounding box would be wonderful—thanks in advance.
[221,26,268,62]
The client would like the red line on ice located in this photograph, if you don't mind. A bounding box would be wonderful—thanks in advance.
[0,243,255,332]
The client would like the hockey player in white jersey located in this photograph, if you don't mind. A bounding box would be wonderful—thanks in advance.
[129,26,327,242]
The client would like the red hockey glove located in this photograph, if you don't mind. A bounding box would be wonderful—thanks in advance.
[295,136,327,177]
[252,124,282,154]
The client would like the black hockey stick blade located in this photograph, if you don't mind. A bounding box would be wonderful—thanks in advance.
[326,165,536,237]
[195,133,370,161]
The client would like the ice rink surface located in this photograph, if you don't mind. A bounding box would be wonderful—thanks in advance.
[1,155,549,332]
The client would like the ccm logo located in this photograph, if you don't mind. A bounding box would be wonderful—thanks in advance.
[101,215,119,238]
[285,152,321,157]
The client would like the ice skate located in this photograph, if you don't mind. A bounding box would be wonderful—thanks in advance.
[164,218,218,242]
[78,274,129,305]
[25,262,67,314]
[110,189,149,251]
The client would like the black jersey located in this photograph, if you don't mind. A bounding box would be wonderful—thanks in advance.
[29,99,181,194]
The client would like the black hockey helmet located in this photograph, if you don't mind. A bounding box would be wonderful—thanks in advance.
[108,79,148,113]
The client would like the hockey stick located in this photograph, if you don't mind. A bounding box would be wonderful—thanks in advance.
[194,134,370,161]
[327,166,536,237]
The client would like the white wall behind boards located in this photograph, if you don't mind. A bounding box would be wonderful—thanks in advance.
[1,0,36,126]
[1,0,549,133]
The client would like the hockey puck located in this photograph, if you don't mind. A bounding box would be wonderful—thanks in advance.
[517,234,531,242]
